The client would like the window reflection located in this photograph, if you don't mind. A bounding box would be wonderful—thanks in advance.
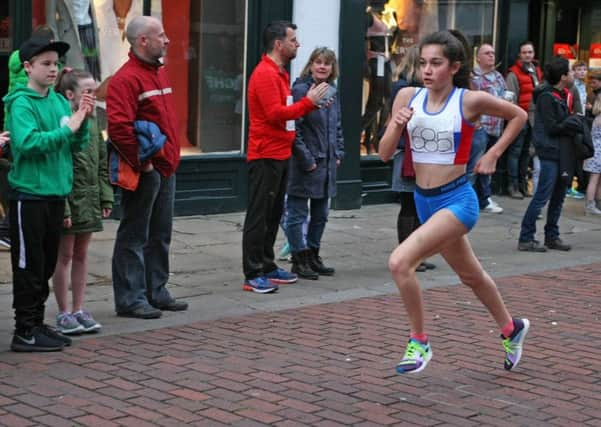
[30,0,247,156]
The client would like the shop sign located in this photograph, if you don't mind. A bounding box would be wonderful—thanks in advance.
[589,43,601,70]
[553,43,576,59]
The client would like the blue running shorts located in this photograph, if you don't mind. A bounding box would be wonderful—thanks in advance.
[414,175,480,231]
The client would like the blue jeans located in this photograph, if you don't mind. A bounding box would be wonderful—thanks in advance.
[112,170,175,312]
[507,123,530,187]
[285,195,329,253]
[519,159,567,242]
[467,127,487,184]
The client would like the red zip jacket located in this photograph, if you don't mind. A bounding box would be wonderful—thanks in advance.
[246,55,316,161]
[107,52,180,176]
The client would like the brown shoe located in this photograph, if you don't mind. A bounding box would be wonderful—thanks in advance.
[544,238,571,251]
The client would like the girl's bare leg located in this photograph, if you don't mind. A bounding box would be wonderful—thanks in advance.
[388,209,469,335]
[71,233,93,313]
[53,234,75,313]
[439,235,512,328]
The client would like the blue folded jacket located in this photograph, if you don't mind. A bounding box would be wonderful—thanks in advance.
[134,120,167,162]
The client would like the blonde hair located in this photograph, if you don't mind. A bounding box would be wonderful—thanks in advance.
[300,47,339,83]
[593,92,601,117]
[394,45,421,84]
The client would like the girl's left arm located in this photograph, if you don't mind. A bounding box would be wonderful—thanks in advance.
[464,90,527,174]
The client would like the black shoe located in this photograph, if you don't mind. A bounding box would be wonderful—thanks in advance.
[117,304,162,319]
[517,240,547,252]
[291,250,319,280]
[421,261,436,270]
[308,247,335,276]
[11,327,64,352]
[152,299,189,311]
[415,263,427,272]
[39,324,72,346]
[508,186,524,200]
[545,238,571,251]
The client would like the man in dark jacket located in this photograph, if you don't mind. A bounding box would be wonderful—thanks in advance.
[518,56,579,252]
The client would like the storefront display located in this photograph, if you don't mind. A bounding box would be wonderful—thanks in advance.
[29,0,247,155]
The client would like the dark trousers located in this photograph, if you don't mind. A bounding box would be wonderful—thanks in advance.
[112,170,175,313]
[10,199,64,332]
[361,58,392,151]
[242,159,288,280]
[0,158,10,238]
[507,123,531,188]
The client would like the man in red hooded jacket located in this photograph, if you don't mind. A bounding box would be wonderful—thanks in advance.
[107,16,187,319]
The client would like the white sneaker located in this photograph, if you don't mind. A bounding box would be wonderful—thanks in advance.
[482,198,503,214]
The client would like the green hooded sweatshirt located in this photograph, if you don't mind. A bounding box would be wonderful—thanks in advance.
[2,86,89,198]
[3,50,29,130]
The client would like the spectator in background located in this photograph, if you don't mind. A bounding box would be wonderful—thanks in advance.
[52,68,114,335]
[388,45,435,272]
[4,35,94,352]
[470,43,507,214]
[286,47,344,280]
[242,21,328,293]
[567,61,589,199]
[583,70,601,216]
[518,56,578,252]
[506,41,544,199]
[107,16,187,319]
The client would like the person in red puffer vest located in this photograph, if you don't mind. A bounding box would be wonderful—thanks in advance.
[505,41,544,199]
[242,21,329,294]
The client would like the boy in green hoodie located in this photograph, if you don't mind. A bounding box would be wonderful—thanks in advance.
[2,35,94,352]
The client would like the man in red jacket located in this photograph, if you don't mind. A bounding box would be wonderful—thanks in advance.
[506,41,544,199]
[242,21,329,293]
[107,16,187,318]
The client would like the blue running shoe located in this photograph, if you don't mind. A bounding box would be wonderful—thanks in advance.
[243,276,278,294]
[396,338,432,374]
[502,318,530,371]
[265,267,298,284]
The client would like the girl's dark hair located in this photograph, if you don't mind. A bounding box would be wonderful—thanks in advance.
[54,68,93,96]
[419,30,472,89]
[544,56,569,85]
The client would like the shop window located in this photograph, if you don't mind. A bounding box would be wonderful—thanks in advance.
[361,0,495,157]
[28,0,247,156]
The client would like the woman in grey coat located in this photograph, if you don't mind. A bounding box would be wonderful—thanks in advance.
[286,47,344,279]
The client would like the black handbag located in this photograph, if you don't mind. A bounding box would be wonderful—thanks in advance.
[573,116,594,160]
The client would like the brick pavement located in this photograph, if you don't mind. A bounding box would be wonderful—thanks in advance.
[0,263,600,426]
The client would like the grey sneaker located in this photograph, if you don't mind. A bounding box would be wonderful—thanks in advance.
[517,240,547,252]
[73,310,102,333]
[56,312,85,335]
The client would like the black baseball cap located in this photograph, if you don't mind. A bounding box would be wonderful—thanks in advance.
[19,36,70,63]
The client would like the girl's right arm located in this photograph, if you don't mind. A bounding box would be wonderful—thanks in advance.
[378,87,415,162]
